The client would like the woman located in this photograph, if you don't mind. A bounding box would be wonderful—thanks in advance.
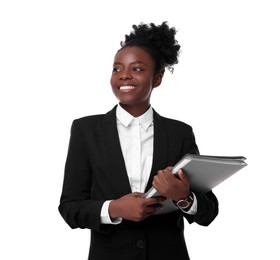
[59,21,219,260]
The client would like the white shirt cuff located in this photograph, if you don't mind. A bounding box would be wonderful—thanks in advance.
[100,200,122,224]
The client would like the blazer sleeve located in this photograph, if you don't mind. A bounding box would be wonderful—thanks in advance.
[183,127,219,226]
[184,190,219,226]
[58,120,113,233]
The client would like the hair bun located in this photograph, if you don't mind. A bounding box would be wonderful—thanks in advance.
[121,21,180,73]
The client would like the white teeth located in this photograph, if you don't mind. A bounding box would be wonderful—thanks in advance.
[119,86,135,90]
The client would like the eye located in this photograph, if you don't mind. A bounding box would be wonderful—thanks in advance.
[132,67,144,72]
[112,67,122,73]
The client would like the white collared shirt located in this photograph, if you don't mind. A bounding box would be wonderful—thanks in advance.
[100,105,197,224]
[116,104,154,193]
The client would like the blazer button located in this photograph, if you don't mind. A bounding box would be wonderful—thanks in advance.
[136,240,145,249]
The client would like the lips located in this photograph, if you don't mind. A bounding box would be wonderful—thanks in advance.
[119,85,136,91]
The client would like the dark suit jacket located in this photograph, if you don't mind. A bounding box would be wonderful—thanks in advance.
[59,106,219,260]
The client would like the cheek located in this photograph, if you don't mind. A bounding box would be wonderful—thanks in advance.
[110,75,115,86]
[110,77,118,97]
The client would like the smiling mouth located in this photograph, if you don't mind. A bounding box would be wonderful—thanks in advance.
[119,86,136,91]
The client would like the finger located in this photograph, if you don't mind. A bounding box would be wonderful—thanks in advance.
[166,166,173,172]
[178,169,190,185]
[153,196,166,203]
[145,202,164,214]
[132,192,144,198]
[162,168,177,182]
[156,170,168,183]
[147,204,163,214]
[144,196,166,206]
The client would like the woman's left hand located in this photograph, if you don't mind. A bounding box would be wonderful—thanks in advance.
[152,167,191,201]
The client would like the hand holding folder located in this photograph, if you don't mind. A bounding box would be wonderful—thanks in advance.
[143,154,247,214]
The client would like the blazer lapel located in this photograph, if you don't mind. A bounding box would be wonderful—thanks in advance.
[101,107,168,195]
[102,106,132,196]
[145,110,168,192]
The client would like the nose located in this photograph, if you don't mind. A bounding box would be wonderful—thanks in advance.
[119,69,132,80]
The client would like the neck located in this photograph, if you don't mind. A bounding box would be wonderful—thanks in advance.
[119,103,150,117]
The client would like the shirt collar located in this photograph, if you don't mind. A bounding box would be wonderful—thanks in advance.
[116,104,154,131]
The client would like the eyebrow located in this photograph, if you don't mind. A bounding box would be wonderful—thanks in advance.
[113,61,148,67]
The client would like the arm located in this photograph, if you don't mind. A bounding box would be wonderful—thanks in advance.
[153,167,218,226]
[58,120,166,231]
[183,125,219,225]
[108,193,166,222]
[58,120,109,233]
[186,190,219,226]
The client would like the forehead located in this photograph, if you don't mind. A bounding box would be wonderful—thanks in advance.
[114,46,154,65]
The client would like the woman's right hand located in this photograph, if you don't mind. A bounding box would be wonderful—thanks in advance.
[109,192,166,222]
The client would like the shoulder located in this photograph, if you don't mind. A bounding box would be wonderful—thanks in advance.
[153,109,199,154]
[153,109,193,132]
[71,106,117,131]
[74,114,105,125]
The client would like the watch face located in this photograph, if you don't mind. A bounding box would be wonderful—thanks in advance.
[177,200,190,209]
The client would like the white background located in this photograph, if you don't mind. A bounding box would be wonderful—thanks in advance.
[1,0,279,259]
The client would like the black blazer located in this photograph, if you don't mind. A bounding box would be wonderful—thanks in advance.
[59,106,219,260]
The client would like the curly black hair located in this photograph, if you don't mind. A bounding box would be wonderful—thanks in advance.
[120,21,181,74]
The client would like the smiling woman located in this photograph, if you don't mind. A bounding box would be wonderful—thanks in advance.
[109,22,180,118]
[58,21,218,260]
[111,46,162,117]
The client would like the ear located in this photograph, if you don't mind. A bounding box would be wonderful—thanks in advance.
[153,73,163,88]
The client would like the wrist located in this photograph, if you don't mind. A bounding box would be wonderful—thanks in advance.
[108,200,121,219]
[175,192,194,210]
[174,189,190,203]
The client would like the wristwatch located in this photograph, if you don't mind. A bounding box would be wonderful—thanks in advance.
[176,193,194,210]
